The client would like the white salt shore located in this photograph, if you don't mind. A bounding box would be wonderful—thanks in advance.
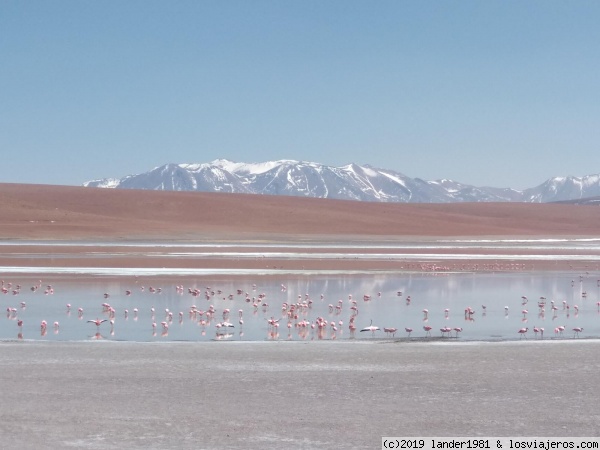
[0,340,598,449]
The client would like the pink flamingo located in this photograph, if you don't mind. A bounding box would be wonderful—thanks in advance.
[405,327,413,337]
[383,327,398,337]
[360,319,380,336]
[87,318,108,329]
[518,327,528,339]
[423,325,432,337]
[573,327,583,338]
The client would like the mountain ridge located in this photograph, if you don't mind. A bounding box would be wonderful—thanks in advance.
[83,159,600,204]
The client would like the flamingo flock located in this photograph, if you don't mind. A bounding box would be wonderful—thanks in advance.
[1,276,598,342]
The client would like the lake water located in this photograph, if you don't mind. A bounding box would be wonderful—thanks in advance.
[2,270,598,342]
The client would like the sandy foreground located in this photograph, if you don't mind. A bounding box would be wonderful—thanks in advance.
[2,184,600,449]
[1,340,600,450]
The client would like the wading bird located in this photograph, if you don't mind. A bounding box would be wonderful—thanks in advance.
[360,320,380,336]
[518,327,528,339]
[87,318,108,329]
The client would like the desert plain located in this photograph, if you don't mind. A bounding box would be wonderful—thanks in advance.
[1,183,600,449]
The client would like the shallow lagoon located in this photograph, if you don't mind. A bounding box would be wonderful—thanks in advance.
[2,270,598,342]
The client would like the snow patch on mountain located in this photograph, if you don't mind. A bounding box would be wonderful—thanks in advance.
[83,160,600,204]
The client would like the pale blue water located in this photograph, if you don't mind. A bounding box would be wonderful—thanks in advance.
[1,271,598,342]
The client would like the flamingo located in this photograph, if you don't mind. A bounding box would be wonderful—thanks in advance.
[423,325,432,337]
[573,327,583,338]
[360,320,380,336]
[453,327,463,338]
[87,318,108,329]
[405,327,413,337]
[518,327,528,339]
[383,327,398,337]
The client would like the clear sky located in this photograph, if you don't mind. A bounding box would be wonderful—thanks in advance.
[2,0,599,189]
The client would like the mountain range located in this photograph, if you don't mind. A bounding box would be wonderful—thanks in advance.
[83,159,600,203]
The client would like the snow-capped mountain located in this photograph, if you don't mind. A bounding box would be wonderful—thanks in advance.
[83,160,600,203]
[522,174,600,203]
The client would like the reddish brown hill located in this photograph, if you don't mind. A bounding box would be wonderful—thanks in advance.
[1,183,600,240]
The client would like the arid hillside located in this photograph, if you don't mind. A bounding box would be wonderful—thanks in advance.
[1,183,600,240]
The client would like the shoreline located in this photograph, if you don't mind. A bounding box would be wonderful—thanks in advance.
[2,238,600,273]
[2,339,599,449]
[3,335,599,345]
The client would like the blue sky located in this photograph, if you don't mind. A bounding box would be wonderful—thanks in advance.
[2,0,599,189]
